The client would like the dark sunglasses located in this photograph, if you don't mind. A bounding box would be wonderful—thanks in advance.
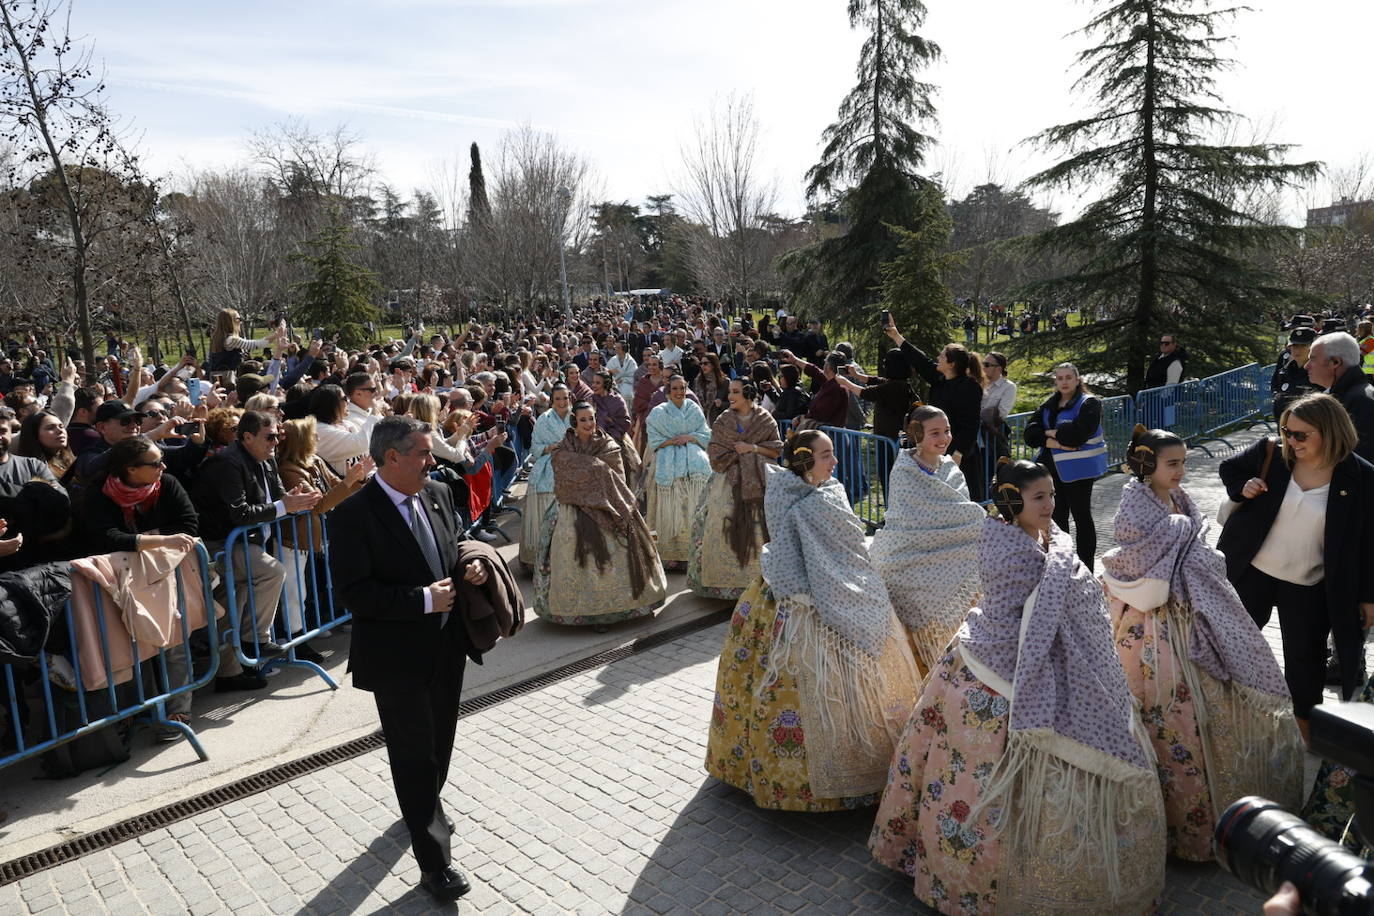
[1280,426,1312,443]
[117,416,141,427]
[132,458,166,469]
[357,386,377,393]
[982,361,999,368]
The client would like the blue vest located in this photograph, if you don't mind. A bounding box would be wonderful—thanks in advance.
[1042,394,1108,482]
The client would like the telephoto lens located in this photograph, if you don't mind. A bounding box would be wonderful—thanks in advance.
[1215,796,1374,915]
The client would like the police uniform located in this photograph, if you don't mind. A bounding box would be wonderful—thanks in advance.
[1272,325,1316,417]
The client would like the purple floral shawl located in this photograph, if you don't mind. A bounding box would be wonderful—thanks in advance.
[1101,479,1290,700]
[960,517,1148,769]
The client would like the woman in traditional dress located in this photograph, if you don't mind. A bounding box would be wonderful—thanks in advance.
[687,379,782,600]
[519,383,573,570]
[588,370,641,486]
[869,406,984,677]
[645,375,712,570]
[532,401,667,627]
[705,429,921,811]
[630,354,664,452]
[1102,425,1303,862]
[870,459,1166,915]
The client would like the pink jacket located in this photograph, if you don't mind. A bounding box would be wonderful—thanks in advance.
[68,546,222,690]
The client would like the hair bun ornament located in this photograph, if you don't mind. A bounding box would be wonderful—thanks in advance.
[993,481,1025,519]
[1127,442,1157,481]
[1132,422,1149,439]
[996,456,1013,469]
[792,446,813,457]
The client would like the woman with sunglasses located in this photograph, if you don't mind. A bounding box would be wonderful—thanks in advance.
[81,435,200,741]
[1218,392,1374,743]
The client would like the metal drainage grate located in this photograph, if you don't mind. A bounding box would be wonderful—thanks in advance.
[0,606,730,886]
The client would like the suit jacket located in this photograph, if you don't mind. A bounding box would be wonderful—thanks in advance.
[1218,436,1374,699]
[190,441,285,543]
[1330,368,1374,464]
[328,477,476,693]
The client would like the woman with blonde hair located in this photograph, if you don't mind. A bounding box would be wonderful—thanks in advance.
[203,406,242,452]
[1218,392,1374,741]
[277,416,371,663]
[208,307,284,374]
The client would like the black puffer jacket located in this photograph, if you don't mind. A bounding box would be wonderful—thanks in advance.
[0,562,72,665]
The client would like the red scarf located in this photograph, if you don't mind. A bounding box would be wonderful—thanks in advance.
[102,474,161,527]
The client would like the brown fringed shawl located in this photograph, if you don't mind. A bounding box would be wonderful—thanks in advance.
[551,428,656,598]
[707,407,782,567]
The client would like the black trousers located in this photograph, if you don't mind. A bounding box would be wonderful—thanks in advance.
[373,647,467,872]
[1234,564,1329,717]
[1046,462,1096,568]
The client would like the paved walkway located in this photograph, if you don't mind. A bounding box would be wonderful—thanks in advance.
[0,621,1277,915]
[0,426,1332,914]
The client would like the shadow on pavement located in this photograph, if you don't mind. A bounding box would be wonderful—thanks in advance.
[581,610,730,707]
[620,779,919,915]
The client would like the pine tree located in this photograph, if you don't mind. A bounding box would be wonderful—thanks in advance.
[878,180,962,361]
[1020,0,1320,392]
[289,213,381,349]
[467,142,490,227]
[780,0,942,339]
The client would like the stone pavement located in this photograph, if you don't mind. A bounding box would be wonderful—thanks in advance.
[0,620,1280,915]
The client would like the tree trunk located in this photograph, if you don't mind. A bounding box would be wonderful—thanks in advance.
[1130,4,1160,395]
[0,4,96,370]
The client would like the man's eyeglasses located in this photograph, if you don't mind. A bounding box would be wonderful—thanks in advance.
[357,386,377,393]
[1280,426,1313,443]
[262,433,283,442]
[143,410,166,419]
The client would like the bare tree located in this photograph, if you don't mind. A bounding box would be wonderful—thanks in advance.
[0,0,147,367]
[675,94,778,308]
[173,167,281,326]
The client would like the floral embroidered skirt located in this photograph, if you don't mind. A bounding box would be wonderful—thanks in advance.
[870,647,1166,914]
[518,489,556,571]
[1302,674,1374,850]
[646,475,707,569]
[687,475,763,600]
[1111,598,1304,861]
[532,503,666,626]
[704,578,878,812]
[869,650,1008,912]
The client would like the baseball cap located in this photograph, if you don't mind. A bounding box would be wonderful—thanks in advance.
[94,401,142,423]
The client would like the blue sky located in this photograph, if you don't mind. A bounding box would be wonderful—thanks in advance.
[74,0,1374,221]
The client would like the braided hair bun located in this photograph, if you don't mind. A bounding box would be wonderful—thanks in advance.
[992,458,1051,522]
[1124,424,1184,481]
[782,429,826,479]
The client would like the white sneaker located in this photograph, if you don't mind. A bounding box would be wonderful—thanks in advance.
[473,528,500,542]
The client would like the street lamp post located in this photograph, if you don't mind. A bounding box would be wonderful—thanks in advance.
[556,185,572,317]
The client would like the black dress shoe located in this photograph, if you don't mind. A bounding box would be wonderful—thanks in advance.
[441,812,455,835]
[294,642,327,664]
[419,866,471,901]
[255,639,286,658]
[214,668,268,693]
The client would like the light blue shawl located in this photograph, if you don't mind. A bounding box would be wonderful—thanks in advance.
[646,398,711,487]
[528,407,572,494]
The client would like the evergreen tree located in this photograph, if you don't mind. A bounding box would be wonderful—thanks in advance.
[879,180,962,362]
[780,0,941,338]
[1020,0,1320,392]
[290,213,381,349]
[467,142,490,226]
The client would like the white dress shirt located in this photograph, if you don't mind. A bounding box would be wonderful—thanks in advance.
[374,474,440,614]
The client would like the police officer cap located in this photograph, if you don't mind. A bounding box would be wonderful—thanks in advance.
[1286,314,1314,329]
[1322,317,1346,334]
[1288,326,1317,346]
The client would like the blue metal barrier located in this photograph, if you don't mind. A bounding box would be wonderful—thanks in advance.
[1,543,219,772]
[819,426,898,532]
[220,512,347,689]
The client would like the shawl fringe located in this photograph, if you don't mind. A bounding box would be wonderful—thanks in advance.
[760,594,919,798]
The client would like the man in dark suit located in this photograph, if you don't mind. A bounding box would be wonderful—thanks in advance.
[192,409,320,691]
[328,416,488,902]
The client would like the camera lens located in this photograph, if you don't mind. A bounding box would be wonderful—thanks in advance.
[1216,796,1374,915]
